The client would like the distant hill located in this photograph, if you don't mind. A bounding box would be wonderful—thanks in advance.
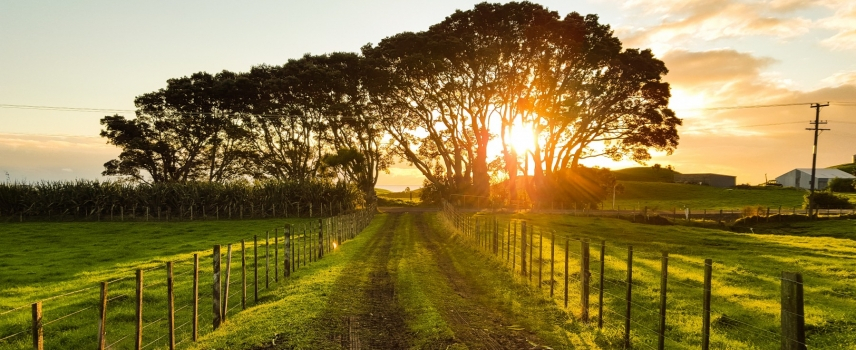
[830,163,856,175]
[612,167,680,182]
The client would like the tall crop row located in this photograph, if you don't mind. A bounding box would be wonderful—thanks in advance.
[0,179,360,221]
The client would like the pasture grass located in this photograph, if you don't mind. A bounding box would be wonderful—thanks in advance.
[615,181,806,210]
[0,218,314,349]
[465,211,856,349]
[188,214,389,350]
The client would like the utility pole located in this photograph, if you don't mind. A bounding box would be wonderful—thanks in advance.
[806,103,830,218]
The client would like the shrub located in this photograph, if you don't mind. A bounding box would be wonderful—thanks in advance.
[827,178,856,193]
[803,192,854,209]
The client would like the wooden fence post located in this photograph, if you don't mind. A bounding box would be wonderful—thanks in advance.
[598,241,605,329]
[32,302,42,350]
[702,259,712,350]
[550,232,555,297]
[222,245,232,323]
[98,281,107,350]
[168,261,175,350]
[529,226,534,283]
[564,238,569,309]
[213,245,221,330]
[658,252,668,350]
[285,226,291,278]
[581,239,590,322]
[520,222,527,277]
[135,269,143,349]
[275,229,279,283]
[512,222,517,272]
[318,219,324,259]
[781,272,806,350]
[624,246,633,349]
[265,232,270,289]
[241,240,246,310]
[538,232,543,288]
[254,235,258,303]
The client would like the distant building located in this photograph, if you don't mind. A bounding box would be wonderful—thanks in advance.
[673,173,736,188]
[775,168,855,190]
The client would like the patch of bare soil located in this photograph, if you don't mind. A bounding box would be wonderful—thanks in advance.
[413,213,549,349]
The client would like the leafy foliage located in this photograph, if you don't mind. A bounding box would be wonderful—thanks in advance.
[827,177,855,193]
[804,191,854,209]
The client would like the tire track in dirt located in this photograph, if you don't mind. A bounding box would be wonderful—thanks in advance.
[311,212,412,349]
[412,212,547,349]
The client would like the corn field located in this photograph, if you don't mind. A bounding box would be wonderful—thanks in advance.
[0,180,360,222]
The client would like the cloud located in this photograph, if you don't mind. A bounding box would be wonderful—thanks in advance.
[663,49,793,106]
[619,0,813,52]
[821,70,856,87]
[0,133,118,182]
[644,47,856,184]
[818,1,856,50]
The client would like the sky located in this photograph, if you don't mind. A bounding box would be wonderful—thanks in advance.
[2,0,856,189]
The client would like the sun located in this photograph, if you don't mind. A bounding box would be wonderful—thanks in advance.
[506,122,535,154]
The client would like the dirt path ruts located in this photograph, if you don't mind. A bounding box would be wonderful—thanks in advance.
[311,212,412,349]
[412,213,546,349]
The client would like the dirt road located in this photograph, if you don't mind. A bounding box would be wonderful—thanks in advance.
[304,211,552,349]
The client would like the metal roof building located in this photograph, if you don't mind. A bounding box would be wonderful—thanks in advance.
[775,168,855,190]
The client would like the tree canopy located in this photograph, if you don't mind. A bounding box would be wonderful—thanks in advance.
[101,1,680,205]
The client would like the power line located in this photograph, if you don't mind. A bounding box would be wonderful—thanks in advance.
[682,121,806,132]
[674,102,814,111]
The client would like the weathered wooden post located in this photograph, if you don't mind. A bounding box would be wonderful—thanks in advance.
[32,302,42,350]
[254,235,258,303]
[135,269,143,349]
[98,282,108,350]
[222,245,232,323]
[168,261,175,350]
[213,245,221,330]
[580,239,590,322]
[265,231,270,289]
[241,240,246,310]
[275,228,279,283]
[624,246,633,349]
[550,232,555,297]
[658,252,668,350]
[564,238,569,309]
[598,241,605,329]
[285,225,291,278]
[702,259,712,350]
[781,272,806,350]
[520,222,527,277]
[538,232,543,288]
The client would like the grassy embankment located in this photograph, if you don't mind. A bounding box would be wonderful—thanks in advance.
[462,209,856,349]
[0,218,314,349]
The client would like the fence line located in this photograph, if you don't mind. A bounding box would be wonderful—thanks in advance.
[441,200,841,349]
[0,204,376,349]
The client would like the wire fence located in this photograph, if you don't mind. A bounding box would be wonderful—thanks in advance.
[0,205,376,349]
[441,200,856,349]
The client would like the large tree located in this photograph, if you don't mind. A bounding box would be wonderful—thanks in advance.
[365,2,680,202]
[100,71,253,183]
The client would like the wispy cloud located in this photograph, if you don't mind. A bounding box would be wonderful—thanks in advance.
[818,0,856,50]
[618,0,813,52]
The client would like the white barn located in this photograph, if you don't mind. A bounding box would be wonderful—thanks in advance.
[775,168,855,190]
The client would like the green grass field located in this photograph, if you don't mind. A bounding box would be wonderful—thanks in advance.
[614,181,808,210]
[0,218,318,349]
[462,210,856,349]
